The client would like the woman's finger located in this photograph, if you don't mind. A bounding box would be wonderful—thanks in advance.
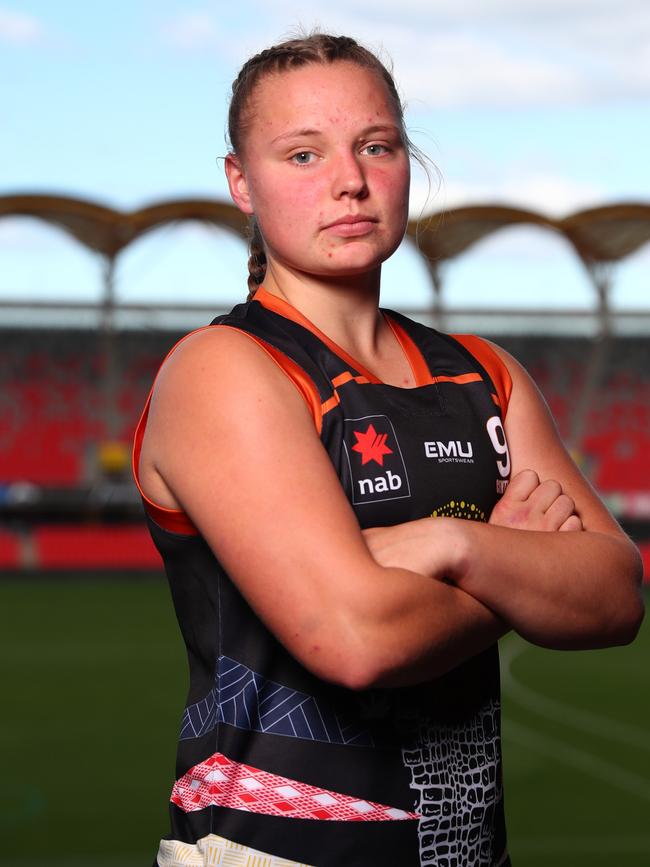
[559,514,583,532]
[504,468,540,501]
[527,478,563,513]
[543,493,576,529]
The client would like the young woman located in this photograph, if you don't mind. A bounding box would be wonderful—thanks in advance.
[134,33,643,867]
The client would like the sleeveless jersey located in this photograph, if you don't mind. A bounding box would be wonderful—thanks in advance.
[133,287,513,867]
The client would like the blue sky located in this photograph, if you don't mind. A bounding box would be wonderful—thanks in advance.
[1,0,649,319]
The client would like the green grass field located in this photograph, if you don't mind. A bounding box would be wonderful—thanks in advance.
[1,576,648,866]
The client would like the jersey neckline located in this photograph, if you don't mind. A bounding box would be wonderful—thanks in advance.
[252,286,435,388]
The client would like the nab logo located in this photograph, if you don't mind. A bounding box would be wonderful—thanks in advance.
[352,424,393,466]
[343,415,411,505]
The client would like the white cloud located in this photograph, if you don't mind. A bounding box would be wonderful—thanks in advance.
[438,173,604,216]
[407,164,604,217]
[323,0,648,26]
[0,7,45,44]
[395,33,586,109]
[159,11,222,51]
[243,0,650,106]
[157,9,271,65]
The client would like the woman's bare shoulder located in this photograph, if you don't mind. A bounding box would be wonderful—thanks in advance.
[139,323,315,505]
[152,323,313,419]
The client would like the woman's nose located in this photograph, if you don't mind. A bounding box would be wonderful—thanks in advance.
[331,152,369,200]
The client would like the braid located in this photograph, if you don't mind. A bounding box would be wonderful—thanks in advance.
[246,218,266,300]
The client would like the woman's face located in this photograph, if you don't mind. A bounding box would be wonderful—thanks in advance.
[226,61,411,282]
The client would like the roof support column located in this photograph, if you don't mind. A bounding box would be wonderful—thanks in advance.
[100,254,120,443]
[568,260,613,452]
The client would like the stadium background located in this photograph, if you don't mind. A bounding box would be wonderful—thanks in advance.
[2,3,649,866]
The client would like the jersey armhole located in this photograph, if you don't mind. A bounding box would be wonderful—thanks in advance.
[132,326,323,536]
[451,334,513,417]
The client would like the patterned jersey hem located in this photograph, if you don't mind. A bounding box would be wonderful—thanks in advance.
[157,833,314,866]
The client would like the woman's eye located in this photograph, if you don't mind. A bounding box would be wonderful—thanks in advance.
[362,144,389,156]
[291,151,315,165]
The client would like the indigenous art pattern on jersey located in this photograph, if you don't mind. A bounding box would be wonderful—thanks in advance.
[171,752,420,821]
[135,288,513,866]
[401,698,502,865]
[180,655,376,746]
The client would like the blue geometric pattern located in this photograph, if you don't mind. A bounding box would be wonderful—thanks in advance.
[179,655,375,747]
[180,681,219,741]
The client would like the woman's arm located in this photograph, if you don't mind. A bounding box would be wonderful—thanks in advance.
[139,327,508,690]
[449,343,644,648]
[365,344,644,650]
[362,466,584,577]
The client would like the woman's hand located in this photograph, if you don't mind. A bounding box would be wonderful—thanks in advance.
[363,467,584,578]
[362,519,463,579]
[444,341,643,649]
[489,469,583,532]
[363,467,584,577]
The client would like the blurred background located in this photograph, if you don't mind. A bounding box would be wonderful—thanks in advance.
[1,2,649,865]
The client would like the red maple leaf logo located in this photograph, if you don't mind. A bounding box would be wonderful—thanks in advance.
[352,424,393,466]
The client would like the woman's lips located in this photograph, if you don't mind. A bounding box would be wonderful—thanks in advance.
[323,216,378,237]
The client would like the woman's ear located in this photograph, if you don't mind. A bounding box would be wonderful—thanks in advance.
[225,154,254,215]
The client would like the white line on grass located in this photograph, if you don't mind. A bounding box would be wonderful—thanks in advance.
[504,711,650,802]
[501,634,650,752]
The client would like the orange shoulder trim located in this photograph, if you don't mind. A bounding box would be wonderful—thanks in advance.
[385,316,436,386]
[451,334,513,417]
[132,325,323,536]
[218,326,323,435]
[132,328,212,535]
[254,287,383,384]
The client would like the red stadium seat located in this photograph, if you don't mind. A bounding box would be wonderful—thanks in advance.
[0,531,20,568]
[0,331,167,486]
[34,524,162,569]
[0,328,647,572]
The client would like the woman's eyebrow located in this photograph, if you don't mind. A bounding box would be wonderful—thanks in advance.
[356,124,403,141]
[271,128,323,145]
[359,124,401,136]
[272,124,402,145]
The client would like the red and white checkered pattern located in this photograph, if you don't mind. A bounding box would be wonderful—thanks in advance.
[171,752,420,822]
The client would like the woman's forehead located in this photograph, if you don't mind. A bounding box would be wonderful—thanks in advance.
[248,62,400,131]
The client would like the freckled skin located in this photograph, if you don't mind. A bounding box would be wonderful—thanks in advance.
[228,62,410,282]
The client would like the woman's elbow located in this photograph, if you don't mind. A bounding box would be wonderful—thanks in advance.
[610,589,645,646]
[306,633,421,691]
[300,648,379,691]
[595,564,645,648]
[286,618,381,691]
[614,545,646,644]
[596,541,645,647]
[310,622,417,689]
[329,654,406,691]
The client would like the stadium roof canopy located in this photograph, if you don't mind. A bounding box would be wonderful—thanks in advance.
[0,195,248,258]
[1,194,649,266]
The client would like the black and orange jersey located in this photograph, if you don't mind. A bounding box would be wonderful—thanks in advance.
[133,287,513,867]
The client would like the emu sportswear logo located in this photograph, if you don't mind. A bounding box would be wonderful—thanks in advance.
[343,415,411,505]
[424,440,474,463]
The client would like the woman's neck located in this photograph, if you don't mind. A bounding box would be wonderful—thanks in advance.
[262,263,386,362]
